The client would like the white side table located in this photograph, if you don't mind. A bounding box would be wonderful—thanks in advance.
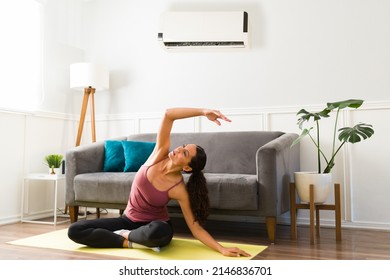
[21,173,69,225]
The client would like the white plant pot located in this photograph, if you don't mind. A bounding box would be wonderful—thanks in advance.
[49,168,61,175]
[294,172,332,203]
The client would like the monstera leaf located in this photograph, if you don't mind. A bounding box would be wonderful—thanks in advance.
[326,99,363,111]
[296,108,331,129]
[338,123,374,143]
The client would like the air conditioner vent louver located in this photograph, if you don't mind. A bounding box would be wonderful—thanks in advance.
[163,41,245,47]
[158,11,249,50]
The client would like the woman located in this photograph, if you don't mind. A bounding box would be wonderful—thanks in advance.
[68,108,250,257]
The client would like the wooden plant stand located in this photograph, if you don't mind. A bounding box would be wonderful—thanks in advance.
[290,183,342,244]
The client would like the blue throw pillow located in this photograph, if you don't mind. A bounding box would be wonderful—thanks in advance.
[103,140,125,172]
[122,141,156,172]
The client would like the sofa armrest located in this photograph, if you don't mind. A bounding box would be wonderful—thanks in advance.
[256,133,300,216]
[65,139,125,205]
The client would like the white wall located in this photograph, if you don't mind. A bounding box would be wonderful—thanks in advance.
[78,0,390,116]
[1,0,389,230]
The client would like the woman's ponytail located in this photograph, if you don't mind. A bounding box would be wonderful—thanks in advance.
[185,146,209,224]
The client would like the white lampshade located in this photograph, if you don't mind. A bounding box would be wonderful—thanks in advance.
[70,63,109,90]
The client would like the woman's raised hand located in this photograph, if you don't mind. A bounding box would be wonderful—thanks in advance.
[204,109,232,126]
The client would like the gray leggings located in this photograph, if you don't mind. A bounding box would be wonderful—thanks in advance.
[67,215,173,248]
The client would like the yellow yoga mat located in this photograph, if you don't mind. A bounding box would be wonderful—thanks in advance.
[8,229,267,260]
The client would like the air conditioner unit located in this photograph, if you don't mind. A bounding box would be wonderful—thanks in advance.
[158,11,249,50]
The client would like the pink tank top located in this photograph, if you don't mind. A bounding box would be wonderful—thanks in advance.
[124,161,182,222]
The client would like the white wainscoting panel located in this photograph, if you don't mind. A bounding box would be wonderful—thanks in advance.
[200,113,264,132]
[95,118,136,141]
[0,111,26,223]
[348,108,390,225]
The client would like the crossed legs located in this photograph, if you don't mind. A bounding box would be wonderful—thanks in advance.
[67,215,173,250]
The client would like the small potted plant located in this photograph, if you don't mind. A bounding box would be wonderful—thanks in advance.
[291,99,374,203]
[44,154,63,175]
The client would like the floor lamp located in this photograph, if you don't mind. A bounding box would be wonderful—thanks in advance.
[70,63,109,146]
[68,63,109,218]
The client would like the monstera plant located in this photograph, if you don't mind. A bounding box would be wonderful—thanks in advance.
[292,99,374,174]
[291,99,374,202]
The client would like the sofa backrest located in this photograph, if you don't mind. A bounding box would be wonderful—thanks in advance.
[127,131,284,175]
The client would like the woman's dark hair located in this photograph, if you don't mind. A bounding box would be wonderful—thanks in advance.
[185,145,209,225]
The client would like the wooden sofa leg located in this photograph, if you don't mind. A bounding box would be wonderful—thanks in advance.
[69,206,79,223]
[266,216,276,244]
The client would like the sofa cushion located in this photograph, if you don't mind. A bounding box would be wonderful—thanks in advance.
[103,140,125,172]
[74,172,135,204]
[168,173,258,211]
[122,141,156,172]
[75,172,258,211]
[127,131,284,174]
[103,140,156,172]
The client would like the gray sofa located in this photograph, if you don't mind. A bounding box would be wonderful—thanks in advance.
[65,131,300,243]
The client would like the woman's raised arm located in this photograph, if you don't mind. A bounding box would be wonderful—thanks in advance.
[147,108,231,164]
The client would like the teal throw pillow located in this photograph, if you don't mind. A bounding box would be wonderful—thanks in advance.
[122,141,156,172]
[103,140,125,172]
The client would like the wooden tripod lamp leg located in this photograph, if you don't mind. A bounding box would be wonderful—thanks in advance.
[89,88,96,142]
[75,89,90,147]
